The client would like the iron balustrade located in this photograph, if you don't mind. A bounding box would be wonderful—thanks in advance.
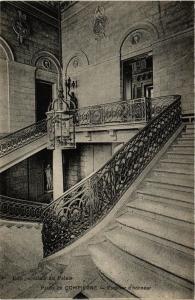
[0,195,47,222]
[0,96,177,158]
[42,95,182,257]
[75,98,150,126]
[0,119,47,158]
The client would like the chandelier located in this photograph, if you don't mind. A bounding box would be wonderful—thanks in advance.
[46,88,76,150]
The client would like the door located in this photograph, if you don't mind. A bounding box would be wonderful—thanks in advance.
[35,80,53,121]
[123,52,153,100]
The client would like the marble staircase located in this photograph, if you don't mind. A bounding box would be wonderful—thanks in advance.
[89,123,194,299]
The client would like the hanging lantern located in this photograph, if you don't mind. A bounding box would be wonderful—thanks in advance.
[46,89,76,150]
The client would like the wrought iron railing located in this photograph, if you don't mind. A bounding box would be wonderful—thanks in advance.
[42,95,182,257]
[0,195,47,222]
[0,96,175,158]
[0,119,47,157]
[75,98,150,126]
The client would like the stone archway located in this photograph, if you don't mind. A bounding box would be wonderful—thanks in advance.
[119,22,159,100]
[0,36,14,134]
[31,51,61,121]
[0,36,14,61]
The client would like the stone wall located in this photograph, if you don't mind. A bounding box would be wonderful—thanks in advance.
[62,1,194,114]
[63,148,82,191]
[0,58,9,134]
[0,2,60,132]
[0,149,52,202]
[63,143,112,191]
[0,2,59,65]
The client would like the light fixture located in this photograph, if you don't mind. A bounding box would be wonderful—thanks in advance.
[46,88,76,150]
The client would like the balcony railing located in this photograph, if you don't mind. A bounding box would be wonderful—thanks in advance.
[75,98,150,126]
[0,96,178,158]
[42,95,182,257]
[0,195,47,222]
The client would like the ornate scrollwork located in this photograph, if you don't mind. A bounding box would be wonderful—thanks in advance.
[0,96,178,159]
[76,98,150,126]
[0,119,47,157]
[42,95,182,257]
[0,195,46,222]
[93,6,108,40]
[13,10,30,44]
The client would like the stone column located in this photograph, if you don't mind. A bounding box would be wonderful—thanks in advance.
[53,148,63,200]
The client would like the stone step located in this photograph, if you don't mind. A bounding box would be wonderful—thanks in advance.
[154,164,193,175]
[137,193,193,209]
[181,132,194,138]
[171,145,194,154]
[160,158,194,166]
[185,124,194,129]
[158,160,194,170]
[166,152,194,162]
[116,212,194,251]
[137,186,194,204]
[148,172,194,189]
[178,136,194,141]
[105,228,194,283]
[127,199,194,224]
[184,128,194,133]
[89,241,193,299]
[146,180,193,193]
[176,136,194,143]
[176,140,194,147]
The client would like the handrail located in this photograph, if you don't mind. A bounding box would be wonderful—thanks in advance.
[42,95,182,257]
[0,194,47,222]
[0,119,47,157]
[0,96,176,158]
[75,97,150,126]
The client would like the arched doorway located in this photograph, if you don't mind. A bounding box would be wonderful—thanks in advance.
[119,22,159,100]
[32,51,61,121]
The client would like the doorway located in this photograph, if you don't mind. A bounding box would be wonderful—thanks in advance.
[35,80,53,121]
[123,52,153,100]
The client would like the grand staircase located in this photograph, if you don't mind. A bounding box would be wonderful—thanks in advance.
[1,123,193,299]
[89,123,194,299]
[0,96,194,299]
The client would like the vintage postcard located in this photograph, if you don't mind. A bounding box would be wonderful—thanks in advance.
[0,0,194,299]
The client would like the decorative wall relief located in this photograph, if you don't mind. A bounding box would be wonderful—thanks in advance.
[72,57,81,69]
[130,32,142,45]
[93,6,108,40]
[36,56,57,73]
[13,10,30,44]
[66,51,89,76]
[42,58,51,70]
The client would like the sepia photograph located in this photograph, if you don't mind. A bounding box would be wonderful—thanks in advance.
[0,0,194,299]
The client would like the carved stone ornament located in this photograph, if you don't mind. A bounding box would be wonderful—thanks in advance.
[93,6,108,40]
[42,58,51,70]
[72,57,79,68]
[130,32,142,45]
[13,10,30,44]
